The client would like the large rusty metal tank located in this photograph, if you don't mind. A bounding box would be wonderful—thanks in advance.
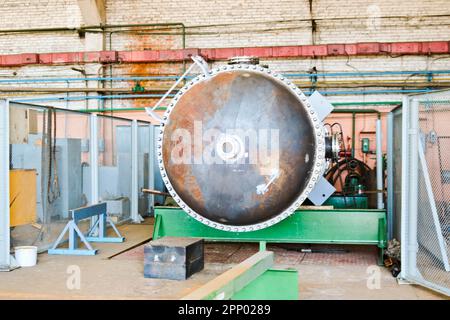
[157,57,331,232]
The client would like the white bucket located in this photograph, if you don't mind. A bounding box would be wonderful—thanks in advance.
[14,246,38,267]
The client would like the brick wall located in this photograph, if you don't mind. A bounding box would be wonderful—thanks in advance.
[0,0,84,54]
[106,0,450,49]
[2,1,450,53]
[0,0,449,111]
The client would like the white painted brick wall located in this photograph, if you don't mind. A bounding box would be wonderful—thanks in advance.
[0,0,449,108]
[106,0,450,48]
[0,0,84,54]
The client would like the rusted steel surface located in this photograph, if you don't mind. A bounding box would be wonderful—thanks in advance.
[144,236,204,280]
[161,69,318,229]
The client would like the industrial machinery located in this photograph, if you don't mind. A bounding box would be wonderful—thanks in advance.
[156,56,338,232]
[149,56,387,263]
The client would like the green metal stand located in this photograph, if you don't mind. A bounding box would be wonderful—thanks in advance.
[153,207,387,265]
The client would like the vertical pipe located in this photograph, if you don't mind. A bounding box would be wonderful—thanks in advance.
[89,114,100,235]
[89,114,99,204]
[400,96,409,280]
[0,100,10,270]
[68,224,76,250]
[408,99,420,276]
[131,120,140,223]
[376,118,384,209]
[351,112,356,158]
[148,124,156,215]
[387,112,394,240]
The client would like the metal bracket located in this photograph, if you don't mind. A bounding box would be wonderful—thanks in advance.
[145,55,210,122]
[307,176,336,206]
[191,55,211,77]
[308,90,334,122]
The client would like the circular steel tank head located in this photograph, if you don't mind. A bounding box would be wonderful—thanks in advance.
[158,64,326,232]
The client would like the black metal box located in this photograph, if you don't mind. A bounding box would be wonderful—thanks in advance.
[144,236,204,280]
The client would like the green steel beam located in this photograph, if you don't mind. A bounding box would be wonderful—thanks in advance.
[154,207,387,246]
[181,250,274,300]
[153,207,387,264]
[231,269,299,300]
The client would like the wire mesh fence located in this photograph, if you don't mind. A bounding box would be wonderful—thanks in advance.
[8,102,154,253]
[401,91,450,296]
[9,102,92,252]
[417,95,450,291]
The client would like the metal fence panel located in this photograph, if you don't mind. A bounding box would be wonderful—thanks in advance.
[0,100,10,270]
[388,107,403,241]
[401,91,450,296]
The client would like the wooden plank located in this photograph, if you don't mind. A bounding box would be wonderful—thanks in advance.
[181,251,273,300]
[9,108,28,144]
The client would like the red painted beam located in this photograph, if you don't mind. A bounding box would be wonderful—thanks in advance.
[0,53,39,66]
[0,41,449,66]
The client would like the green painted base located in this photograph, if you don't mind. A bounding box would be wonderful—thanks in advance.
[232,269,299,300]
[153,207,387,264]
[323,195,368,209]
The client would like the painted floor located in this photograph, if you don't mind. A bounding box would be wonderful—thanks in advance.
[0,221,447,300]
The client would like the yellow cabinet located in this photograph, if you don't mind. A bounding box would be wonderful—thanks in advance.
[10,169,37,227]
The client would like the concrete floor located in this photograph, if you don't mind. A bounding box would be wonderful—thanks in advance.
[0,221,447,300]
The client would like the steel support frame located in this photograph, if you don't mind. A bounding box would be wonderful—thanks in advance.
[153,207,388,264]
[48,203,124,256]
[400,96,411,280]
[400,97,420,279]
[89,114,99,204]
[147,124,156,214]
[89,114,99,231]
[131,119,142,223]
[387,112,394,240]
[0,100,10,270]
[376,118,384,209]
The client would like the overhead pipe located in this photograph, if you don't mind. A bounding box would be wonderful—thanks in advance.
[2,70,450,84]
[9,88,439,103]
[0,23,186,45]
[67,105,393,114]
[11,93,173,103]
[0,27,78,34]
[284,70,450,78]
[3,80,450,93]
[0,76,185,84]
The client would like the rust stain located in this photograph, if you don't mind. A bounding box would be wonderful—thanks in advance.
[122,27,184,112]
